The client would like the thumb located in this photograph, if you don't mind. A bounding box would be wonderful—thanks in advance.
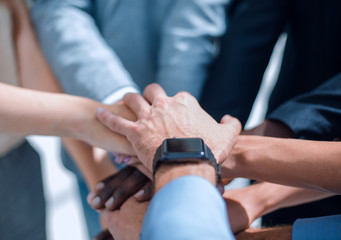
[220,115,242,133]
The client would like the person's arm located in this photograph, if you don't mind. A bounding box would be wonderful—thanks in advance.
[141,164,235,240]
[96,83,241,172]
[222,135,341,194]
[224,182,334,233]
[31,0,139,102]
[6,0,135,191]
[235,226,292,240]
[98,163,235,240]
[0,83,134,154]
[62,139,118,190]
[9,0,60,93]
[157,0,228,98]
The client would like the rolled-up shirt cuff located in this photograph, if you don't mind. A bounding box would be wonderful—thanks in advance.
[292,214,341,240]
[102,86,140,105]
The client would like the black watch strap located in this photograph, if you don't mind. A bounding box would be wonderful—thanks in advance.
[152,138,221,186]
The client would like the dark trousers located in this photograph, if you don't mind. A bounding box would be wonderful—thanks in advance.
[0,141,46,240]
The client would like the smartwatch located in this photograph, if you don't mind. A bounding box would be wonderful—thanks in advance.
[152,138,221,185]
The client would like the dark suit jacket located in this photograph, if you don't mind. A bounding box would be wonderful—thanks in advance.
[269,73,341,140]
[200,0,341,126]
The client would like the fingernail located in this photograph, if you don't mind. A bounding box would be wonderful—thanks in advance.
[91,196,101,207]
[114,154,121,163]
[87,192,96,203]
[124,156,131,163]
[95,182,105,191]
[134,189,145,199]
[97,107,104,115]
[105,197,115,208]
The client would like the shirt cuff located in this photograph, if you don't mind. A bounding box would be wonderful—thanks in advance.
[140,175,235,240]
[102,86,140,105]
[292,214,341,240]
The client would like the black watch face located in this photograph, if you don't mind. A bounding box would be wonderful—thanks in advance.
[165,138,204,155]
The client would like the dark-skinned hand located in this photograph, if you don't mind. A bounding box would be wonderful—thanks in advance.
[87,166,153,211]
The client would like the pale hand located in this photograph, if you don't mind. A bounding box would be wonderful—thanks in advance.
[97,84,241,171]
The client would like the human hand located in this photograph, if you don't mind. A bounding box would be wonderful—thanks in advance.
[223,184,269,234]
[83,100,137,155]
[88,166,153,211]
[100,197,149,240]
[97,83,241,171]
[235,226,292,240]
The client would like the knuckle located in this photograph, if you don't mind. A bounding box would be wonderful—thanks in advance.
[175,91,191,100]
[131,125,143,138]
[175,91,197,105]
[154,97,169,111]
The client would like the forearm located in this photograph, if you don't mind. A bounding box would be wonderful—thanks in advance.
[154,163,216,193]
[235,226,292,240]
[222,135,341,193]
[143,174,233,240]
[13,2,60,93]
[62,138,117,190]
[0,83,86,136]
[224,182,333,233]
[0,83,134,154]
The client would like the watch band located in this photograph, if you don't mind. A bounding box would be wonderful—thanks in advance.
[152,138,221,186]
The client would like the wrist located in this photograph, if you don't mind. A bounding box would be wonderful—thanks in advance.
[221,135,247,178]
[221,135,263,179]
[70,97,101,142]
[154,163,216,193]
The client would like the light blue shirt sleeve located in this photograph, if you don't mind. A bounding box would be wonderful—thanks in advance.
[157,0,230,99]
[292,214,341,240]
[140,175,235,240]
[31,0,139,102]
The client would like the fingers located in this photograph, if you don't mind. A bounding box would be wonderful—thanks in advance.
[112,154,132,164]
[143,83,167,104]
[126,156,140,165]
[88,166,150,211]
[92,230,114,240]
[105,169,149,211]
[96,107,134,136]
[220,114,242,134]
[123,93,151,117]
[88,167,135,209]
[134,181,154,202]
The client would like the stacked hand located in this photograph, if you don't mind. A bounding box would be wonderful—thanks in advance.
[88,166,152,211]
[90,84,242,240]
[88,166,152,240]
[97,84,241,171]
